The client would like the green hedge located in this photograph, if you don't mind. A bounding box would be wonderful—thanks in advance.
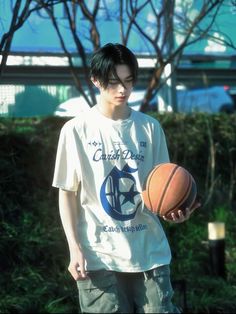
[158,112,236,209]
[0,114,236,313]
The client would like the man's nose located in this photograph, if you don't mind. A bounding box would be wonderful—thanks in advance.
[118,82,126,92]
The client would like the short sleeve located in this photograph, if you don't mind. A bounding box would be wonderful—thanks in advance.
[52,122,80,191]
[154,122,170,165]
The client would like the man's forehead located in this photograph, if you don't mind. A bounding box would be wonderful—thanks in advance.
[110,65,132,77]
[109,71,133,80]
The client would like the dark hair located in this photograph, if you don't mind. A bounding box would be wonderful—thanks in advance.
[90,43,138,88]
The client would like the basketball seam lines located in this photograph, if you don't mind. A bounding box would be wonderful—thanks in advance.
[157,164,179,215]
[147,164,162,212]
[174,177,196,212]
[165,173,192,215]
[152,164,179,215]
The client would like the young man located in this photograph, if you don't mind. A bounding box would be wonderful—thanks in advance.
[52,43,199,313]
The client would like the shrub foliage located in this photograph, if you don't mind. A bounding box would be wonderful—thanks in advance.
[0,113,236,313]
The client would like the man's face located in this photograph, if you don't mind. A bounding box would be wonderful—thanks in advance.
[95,64,134,108]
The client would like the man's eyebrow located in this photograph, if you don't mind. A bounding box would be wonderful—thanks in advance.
[124,75,134,80]
[108,75,133,80]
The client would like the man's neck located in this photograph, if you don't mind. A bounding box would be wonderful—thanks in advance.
[97,103,131,121]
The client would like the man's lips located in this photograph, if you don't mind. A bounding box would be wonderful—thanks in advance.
[116,96,126,100]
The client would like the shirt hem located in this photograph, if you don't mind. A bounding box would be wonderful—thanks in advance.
[86,261,171,273]
[52,183,77,192]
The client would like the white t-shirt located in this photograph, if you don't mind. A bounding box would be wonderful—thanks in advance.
[52,105,171,272]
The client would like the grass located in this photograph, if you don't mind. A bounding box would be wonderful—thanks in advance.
[0,115,236,313]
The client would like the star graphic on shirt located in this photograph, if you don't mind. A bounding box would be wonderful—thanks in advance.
[121,183,140,205]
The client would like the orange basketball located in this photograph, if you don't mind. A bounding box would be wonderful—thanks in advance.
[142,163,197,220]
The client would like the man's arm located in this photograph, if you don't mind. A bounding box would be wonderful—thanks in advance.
[59,189,87,280]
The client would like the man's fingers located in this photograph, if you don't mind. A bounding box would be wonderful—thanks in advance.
[68,265,80,281]
[162,201,201,223]
[76,266,86,278]
[190,201,201,213]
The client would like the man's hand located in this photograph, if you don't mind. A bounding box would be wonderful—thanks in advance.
[68,245,89,281]
[162,200,201,223]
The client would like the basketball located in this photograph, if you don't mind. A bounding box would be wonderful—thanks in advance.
[142,163,197,220]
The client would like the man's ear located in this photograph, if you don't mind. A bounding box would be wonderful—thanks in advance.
[91,77,101,89]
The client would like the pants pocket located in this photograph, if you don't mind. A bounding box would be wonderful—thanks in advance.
[77,270,119,313]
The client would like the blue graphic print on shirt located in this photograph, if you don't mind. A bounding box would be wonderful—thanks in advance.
[100,164,141,221]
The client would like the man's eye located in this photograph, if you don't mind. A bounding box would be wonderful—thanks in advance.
[108,79,133,85]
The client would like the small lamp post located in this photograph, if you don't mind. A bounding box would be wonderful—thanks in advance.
[208,222,226,279]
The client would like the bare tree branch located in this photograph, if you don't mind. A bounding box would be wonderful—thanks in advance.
[139,0,226,112]
[37,0,95,107]
[1,0,234,112]
[0,0,65,75]
[0,0,30,75]
[63,1,97,105]
[78,0,100,50]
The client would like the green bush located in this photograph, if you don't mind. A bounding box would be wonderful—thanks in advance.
[0,114,236,313]
[155,112,236,210]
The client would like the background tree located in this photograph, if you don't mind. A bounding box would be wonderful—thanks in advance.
[1,0,235,112]
[0,0,62,74]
